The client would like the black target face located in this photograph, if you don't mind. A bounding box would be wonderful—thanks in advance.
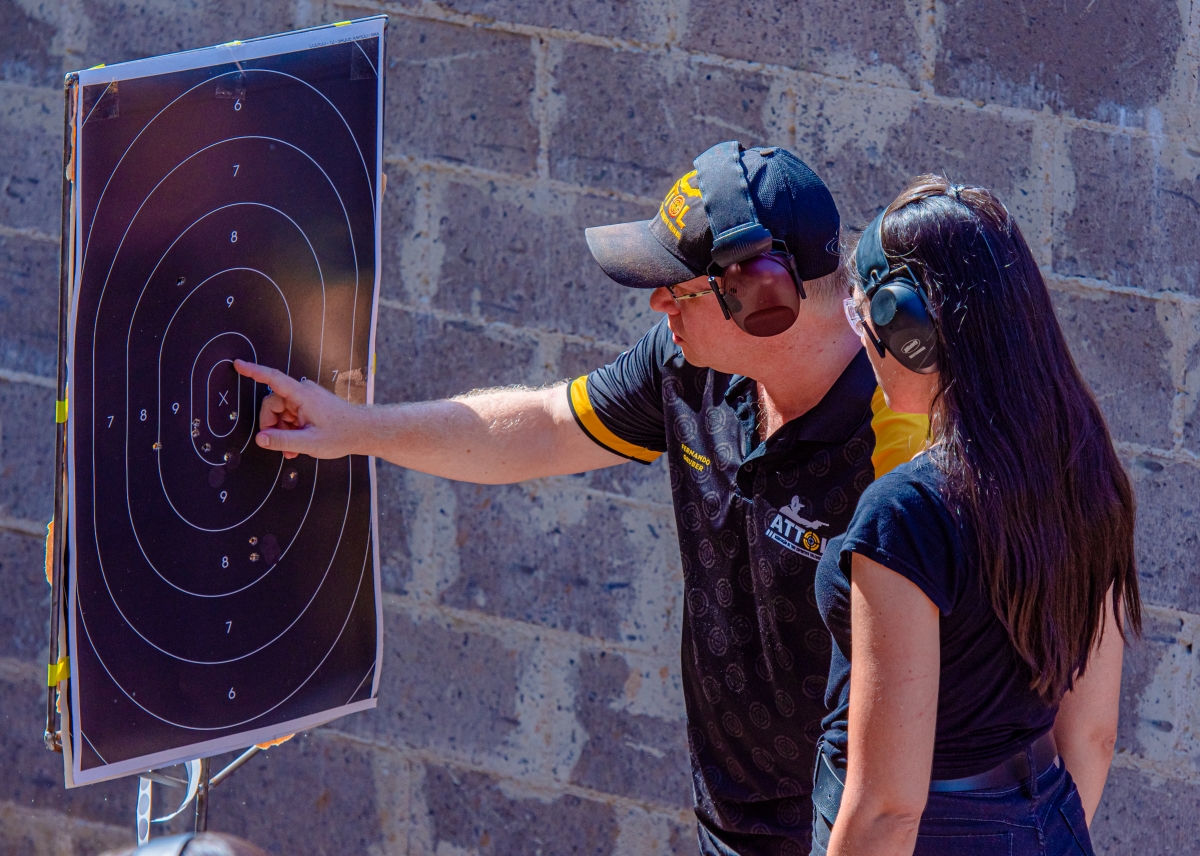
[66,21,385,785]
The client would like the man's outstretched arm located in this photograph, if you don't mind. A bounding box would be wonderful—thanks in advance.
[234,360,628,484]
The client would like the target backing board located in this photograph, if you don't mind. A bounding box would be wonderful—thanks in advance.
[62,17,386,786]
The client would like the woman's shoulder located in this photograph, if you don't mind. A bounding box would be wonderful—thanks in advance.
[846,454,964,614]
[857,453,950,517]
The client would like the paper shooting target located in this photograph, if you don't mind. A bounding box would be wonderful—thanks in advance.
[63,18,386,786]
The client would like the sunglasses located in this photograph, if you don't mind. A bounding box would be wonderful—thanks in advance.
[843,296,887,358]
[843,297,865,336]
[667,241,807,338]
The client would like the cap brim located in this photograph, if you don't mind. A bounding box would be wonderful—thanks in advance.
[585,220,699,289]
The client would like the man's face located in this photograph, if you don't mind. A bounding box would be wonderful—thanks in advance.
[649,275,765,372]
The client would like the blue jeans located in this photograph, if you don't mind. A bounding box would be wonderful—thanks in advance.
[812,757,1094,855]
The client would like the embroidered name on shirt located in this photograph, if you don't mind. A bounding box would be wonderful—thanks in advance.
[766,496,829,561]
[681,443,711,473]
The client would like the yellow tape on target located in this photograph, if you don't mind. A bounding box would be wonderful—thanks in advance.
[47,656,69,686]
[55,399,68,423]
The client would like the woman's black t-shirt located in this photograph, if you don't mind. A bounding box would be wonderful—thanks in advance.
[814,454,1057,779]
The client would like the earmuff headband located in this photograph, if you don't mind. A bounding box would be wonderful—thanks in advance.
[690,141,805,337]
[693,141,774,268]
[856,208,892,300]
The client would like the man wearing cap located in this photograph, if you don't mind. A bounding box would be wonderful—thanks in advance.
[236,142,926,856]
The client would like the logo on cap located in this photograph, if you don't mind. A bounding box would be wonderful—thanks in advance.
[658,170,701,240]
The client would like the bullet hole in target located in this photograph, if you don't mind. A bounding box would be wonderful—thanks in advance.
[223,450,241,470]
[282,468,299,490]
[260,534,281,565]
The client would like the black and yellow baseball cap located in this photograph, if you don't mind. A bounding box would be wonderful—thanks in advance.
[585,145,840,289]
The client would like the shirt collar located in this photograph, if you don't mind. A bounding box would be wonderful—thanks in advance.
[724,348,876,449]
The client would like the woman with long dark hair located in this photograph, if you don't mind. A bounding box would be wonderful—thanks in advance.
[810,176,1140,855]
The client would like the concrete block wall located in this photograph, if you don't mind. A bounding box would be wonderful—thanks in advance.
[0,1,1197,853]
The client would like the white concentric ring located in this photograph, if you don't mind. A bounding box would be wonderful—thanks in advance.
[79,519,371,727]
[75,57,377,745]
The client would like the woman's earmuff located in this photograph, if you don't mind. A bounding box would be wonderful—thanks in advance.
[693,141,805,338]
[855,209,938,374]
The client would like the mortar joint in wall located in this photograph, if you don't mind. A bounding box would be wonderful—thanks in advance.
[0,365,56,389]
[1142,601,1200,632]
[380,592,679,659]
[1111,748,1200,786]
[362,0,668,53]
[350,0,1200,144]
[376,296,642,356]
[1114,439,1200,469]
[383,152,660,207]
[319,727,697,821]
[531,36,554,182]
[914,0,938,96]
[0,799,133,840]
[1044,270,1200,307]
[0,515,48,538]
[345,0,1200,144]
[0,222,60,244]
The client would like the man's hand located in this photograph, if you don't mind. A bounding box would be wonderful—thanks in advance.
[236,359,627,482]
[234,360,364,460]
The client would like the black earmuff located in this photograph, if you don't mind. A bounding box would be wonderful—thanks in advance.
[856,208,938,373]
[692,141,805,338]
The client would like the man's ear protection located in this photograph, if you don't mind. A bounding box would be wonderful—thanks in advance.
[855,208,938,374]
[693,142,805,338]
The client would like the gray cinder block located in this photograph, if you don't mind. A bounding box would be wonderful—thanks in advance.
[1053,128,1200,297]
[1127,457,1200,614]
[0,381,55,524]
[0,86,62,236]
[1050,288,1176,449]
[383,17,538,176]
[680,0,923,86]
[933,0,1185,126]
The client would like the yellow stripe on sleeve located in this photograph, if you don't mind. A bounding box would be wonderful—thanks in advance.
[870,386,929,478]
[568,377,662,464]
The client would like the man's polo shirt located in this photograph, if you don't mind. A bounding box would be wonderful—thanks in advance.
[568,319,926,856]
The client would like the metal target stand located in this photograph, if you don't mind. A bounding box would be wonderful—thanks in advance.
[135,747,266,840]
[44,69,284,848]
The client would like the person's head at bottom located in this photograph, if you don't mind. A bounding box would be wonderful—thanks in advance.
[814,176,1140,856]
[100,831,267,856]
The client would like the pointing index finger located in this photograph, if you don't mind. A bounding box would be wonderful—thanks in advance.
[234,360,300,395]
